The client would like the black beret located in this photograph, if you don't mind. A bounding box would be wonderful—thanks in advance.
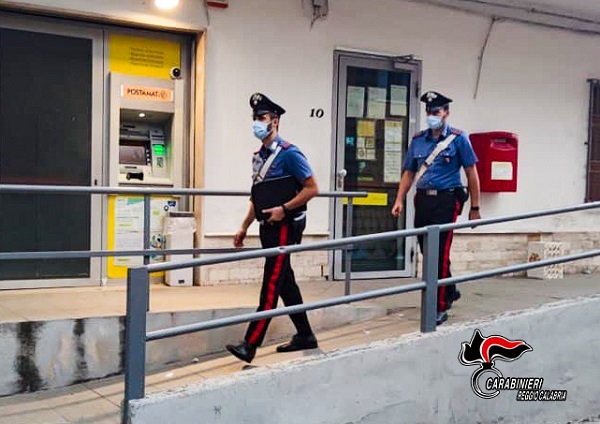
[420,91,453,111]
[249,92,286,116]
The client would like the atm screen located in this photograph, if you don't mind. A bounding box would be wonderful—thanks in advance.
[119,144,147,165]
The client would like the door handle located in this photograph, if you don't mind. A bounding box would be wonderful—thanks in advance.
[336,169,347,190]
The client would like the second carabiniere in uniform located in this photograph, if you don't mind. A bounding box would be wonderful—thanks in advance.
[392,91,482,326]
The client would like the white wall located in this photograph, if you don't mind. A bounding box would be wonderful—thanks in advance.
[202,0,600,235]
[3,0,600,234]
[0,0,207,31]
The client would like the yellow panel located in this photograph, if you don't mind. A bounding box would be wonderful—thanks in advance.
[107,195,174,279]
[109,34,180,79]
[107,195,125,279]
[343,192,388,206]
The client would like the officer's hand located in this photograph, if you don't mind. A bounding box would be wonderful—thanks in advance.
[391,201,404,218]
[233,229,247,248]
[263,206,285,223]
[468,209,481,228]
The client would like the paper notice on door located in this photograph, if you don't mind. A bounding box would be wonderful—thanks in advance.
[367,87,387,119]
[384,120,403,147]
[347,86,365,118]
[390,85,408,116]
[384,121,404,183]
[357,119,375,137]
[384,152,403,183]
[491,161,513,181]
[357,147,367,160]
[357,138,376,161]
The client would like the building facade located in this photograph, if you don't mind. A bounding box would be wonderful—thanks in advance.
[1,0,600,288]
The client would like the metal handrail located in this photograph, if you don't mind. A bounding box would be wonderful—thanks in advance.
[147,281,427,341]
[146,227,428,272]
[0,184,367,291]
[121,199,600,421]
[146,247,600,342]
[0,248,261,261]
[0,183,363,198]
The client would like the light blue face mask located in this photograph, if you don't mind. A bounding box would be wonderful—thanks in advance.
[426,115,443,130]
[253,121,271,140]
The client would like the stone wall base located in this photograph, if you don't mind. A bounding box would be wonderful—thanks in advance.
[198,232,599,285]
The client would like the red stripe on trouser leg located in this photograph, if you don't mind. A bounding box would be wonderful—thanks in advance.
[248,224,289,345]
[439,200,462,312]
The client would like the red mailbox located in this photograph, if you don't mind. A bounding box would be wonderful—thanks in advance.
[469,131,518,192]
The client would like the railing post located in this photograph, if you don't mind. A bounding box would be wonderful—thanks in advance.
[122,267,150,423]
[143,195,151,311]
[420,225,439,333]
[344,197,354,296]
[143,195,151,265]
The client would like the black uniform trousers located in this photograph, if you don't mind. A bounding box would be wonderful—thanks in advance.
[414,190,464,313]
[244,218,313,347]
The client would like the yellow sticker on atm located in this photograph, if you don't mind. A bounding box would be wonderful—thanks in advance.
[343,192,388,206]
[121,84,174,102]
[109,34,180,79]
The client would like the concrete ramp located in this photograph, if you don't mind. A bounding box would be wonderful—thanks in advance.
[0,304,385,397]
[129,295,600,424]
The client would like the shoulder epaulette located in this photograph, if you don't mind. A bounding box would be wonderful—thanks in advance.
[279,141,292,150]
[450,128,462,136]
[412,130,426,139]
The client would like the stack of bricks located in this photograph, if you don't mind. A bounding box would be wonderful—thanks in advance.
[416,232,600,278]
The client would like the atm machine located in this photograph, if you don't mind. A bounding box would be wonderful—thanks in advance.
[107,73,186,281]
[109,72,184,187]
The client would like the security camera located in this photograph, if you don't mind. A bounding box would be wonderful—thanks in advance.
[170,67,182,80]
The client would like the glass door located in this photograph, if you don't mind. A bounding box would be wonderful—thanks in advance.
[332,51,420,279]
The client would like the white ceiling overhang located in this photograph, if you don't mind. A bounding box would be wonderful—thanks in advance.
[407,0,600,34]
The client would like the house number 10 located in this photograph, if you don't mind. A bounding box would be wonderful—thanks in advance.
[310,108,325,118]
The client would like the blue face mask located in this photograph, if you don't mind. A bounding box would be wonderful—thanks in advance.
[253,121,271,140]
[426,115,443,130]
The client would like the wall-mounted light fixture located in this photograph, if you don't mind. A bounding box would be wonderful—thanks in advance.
[155,0,180,10]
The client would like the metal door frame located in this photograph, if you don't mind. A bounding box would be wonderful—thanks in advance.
[330,49,421,280]
[0,12,103,288]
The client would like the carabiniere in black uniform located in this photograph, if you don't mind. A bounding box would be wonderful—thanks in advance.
[226,93,319,364]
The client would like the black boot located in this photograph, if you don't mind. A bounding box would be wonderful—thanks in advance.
[276,334,318,353]
[226,341,257,363]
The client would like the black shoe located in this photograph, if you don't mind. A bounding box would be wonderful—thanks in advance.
[226,341,256,363]
[453,290,461,302]
[276,334,318,353]
[446,290,461,311]
[436,311,448,326]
